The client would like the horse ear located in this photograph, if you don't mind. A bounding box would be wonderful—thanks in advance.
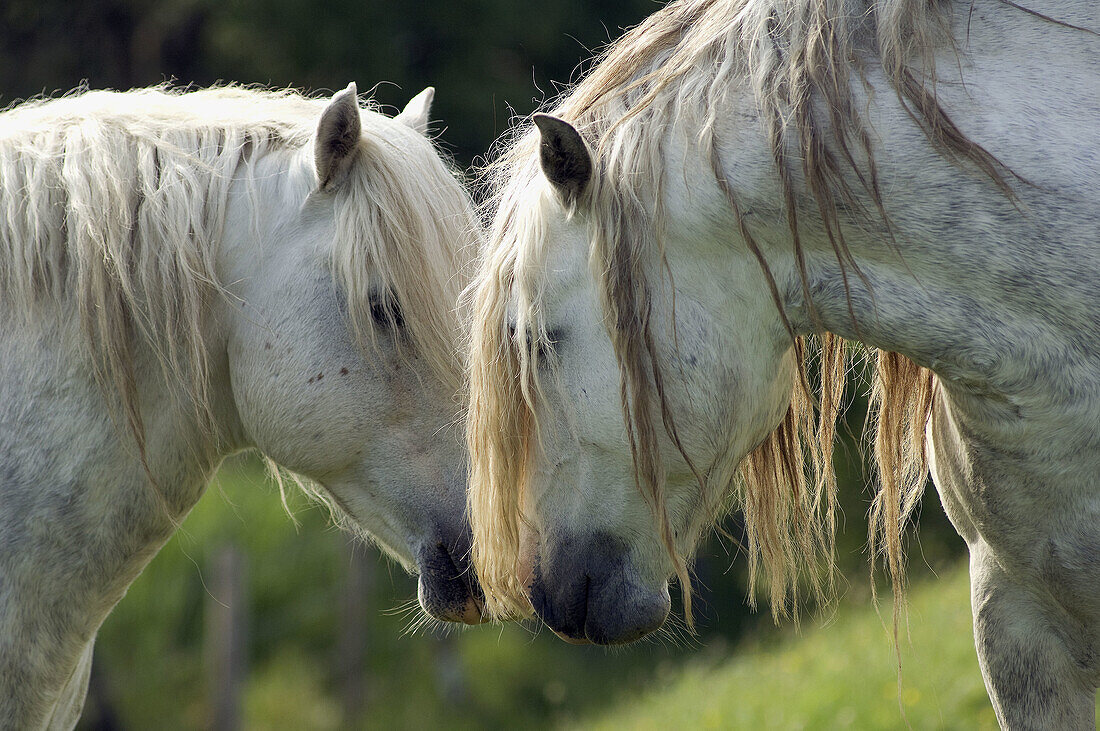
[533,113,592,205]
[395,87,434,135]
[315,82,362,191]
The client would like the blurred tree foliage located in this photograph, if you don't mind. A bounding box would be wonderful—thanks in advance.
[0,2,967,727]
[0,0,662,163]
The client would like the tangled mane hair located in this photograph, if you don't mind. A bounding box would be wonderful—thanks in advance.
[0,86,477,487]
[470,0,1015,626]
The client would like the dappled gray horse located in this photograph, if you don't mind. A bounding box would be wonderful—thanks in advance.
[0,84,482,728]
[467,0,1099,727]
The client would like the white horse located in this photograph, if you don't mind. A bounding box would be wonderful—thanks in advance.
[0,84,483,728]
[468,0,1099,727]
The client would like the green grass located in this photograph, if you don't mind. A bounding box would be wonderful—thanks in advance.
[569,565,1004,730]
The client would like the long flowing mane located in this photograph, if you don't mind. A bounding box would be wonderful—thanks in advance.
[0,86,476,467]
[470,0,1015,623]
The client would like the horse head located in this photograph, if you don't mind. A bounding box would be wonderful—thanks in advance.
[468,108,799,642]
[220,84,484,624]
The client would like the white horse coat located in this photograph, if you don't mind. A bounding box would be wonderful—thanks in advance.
[468,1,1099,728]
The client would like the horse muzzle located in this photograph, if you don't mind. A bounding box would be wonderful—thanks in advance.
[527,531,670,645]
[415,534,486,625]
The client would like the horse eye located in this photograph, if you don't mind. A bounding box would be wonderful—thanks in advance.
[541,329,563,361]
[368,290,404,331]
[506,322,561,364]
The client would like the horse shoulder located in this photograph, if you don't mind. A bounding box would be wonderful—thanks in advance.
[929,382,1100,623]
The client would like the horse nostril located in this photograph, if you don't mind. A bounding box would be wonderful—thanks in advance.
[528,566,591,643]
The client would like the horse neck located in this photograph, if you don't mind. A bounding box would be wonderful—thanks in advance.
[781,168,1099,416]
[699,0,1100,399]
[115,158,315,501]
[131,153,316,481]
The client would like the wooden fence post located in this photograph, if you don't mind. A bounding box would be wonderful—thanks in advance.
[338,537,373,725]
[206,544,247,731]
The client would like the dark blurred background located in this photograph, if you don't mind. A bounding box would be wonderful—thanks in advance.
[0,2,965,728]
[0,0,671,164]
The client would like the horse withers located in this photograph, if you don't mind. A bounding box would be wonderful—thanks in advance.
[468,0,1100,727]
[0,84,482,727]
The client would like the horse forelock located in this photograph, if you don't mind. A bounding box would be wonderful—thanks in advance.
[467,165,553,618]
[473,0,982,623]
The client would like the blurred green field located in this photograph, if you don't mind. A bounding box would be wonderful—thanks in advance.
[570,569,1100,731]
[569,564,996,730]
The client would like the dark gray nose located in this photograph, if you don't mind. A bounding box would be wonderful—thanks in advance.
[416,529,485,625]
[528,532,670,644]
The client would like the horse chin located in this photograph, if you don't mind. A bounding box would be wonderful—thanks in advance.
[551,629,592,645]
[417,584,486,625]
